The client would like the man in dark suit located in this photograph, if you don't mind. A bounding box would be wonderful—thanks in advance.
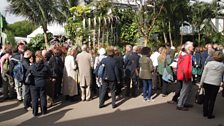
[97,46,120,109]
[124,45,140,97]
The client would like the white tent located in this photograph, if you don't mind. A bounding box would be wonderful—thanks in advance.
[27,23,65,43]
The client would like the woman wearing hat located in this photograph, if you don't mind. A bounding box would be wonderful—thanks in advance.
[200,51,224,119]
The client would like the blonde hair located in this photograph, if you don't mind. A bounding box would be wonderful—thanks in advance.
[159,47,167,62]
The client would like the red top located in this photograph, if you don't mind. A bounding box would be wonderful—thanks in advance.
[177,52,192,81]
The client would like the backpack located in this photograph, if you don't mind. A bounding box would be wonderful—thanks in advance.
[97,64,105,78]
[11,56,24,82]
[2,59,10,74]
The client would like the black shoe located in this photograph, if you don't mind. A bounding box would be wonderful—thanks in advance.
[207,115,215,119]
[112,105,117,109]
[176,106,189,111]
[86,98,91,102]
[167,101,176,104]
[99,105,106,109]
[184,104,194,108]
[0,98,7,102]
[203,114,207,117]
[42,112,47,115]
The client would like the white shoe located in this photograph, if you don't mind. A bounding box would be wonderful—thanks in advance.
[147,98,155,102]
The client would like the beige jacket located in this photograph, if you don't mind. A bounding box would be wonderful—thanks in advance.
[76,51,93,87]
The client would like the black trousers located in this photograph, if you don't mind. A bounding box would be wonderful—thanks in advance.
[162,80,169,95]
[23,85,31,108]
[203,83,219,117]
[55,76,62,98]
[30,85,47,116]
[172,80,183,102]
[99,80,116,107]
[125,77,138,97]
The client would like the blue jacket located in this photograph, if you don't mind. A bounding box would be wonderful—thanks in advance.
[100,56,120,82]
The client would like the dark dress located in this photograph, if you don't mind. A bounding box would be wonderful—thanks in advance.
[30,61,51,116]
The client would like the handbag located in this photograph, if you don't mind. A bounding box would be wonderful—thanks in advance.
[195,88,205,105]
[25,72,33,84]
[162,68,173,83]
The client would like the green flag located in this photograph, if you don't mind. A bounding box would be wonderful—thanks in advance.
[0,14,3,28]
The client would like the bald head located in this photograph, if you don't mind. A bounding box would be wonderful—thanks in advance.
[82,44,87,51]
[42,49,47,57]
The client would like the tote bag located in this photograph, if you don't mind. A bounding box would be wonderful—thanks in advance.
[162,68,173,83]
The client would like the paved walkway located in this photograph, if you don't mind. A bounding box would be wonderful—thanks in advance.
[0,87,224,126]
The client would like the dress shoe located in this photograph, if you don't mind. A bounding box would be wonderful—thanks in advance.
[167,101,176,104]
[176,106,189,111]
[162,94,167,97]
[207,115,215,119]
[184,104,194,108]
[99,105,106,109]
[86,98,91,102]
[112,105,117,109]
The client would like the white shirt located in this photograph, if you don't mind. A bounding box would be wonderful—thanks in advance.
[150,51,160,67]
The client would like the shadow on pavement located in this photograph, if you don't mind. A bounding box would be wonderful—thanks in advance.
[18,96,224,126]
[18,109,72,126]
[0,108,27,122]
[0,101,21,112]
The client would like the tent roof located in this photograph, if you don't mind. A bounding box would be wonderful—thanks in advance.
[27,23,65,38]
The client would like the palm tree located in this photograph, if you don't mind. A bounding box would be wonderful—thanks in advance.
[190,2,216,45]
[7,0,77,48]
[158,0,190,46]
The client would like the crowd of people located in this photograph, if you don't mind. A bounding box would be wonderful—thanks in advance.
[0,40,224,119]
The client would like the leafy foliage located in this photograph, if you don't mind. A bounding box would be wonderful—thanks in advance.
[7,20,36,37]
[4,29,16,46]
[28,33,53,51]
[190,2,216,32]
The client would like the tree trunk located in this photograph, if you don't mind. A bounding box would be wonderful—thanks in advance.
[144,35,148,47]
[43,30,49,49]
[198,32,201,46]
[168,21,173,46]
[163,32,168,44]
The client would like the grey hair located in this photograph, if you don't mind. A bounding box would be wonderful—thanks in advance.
[208,48,215,56]
[81,44,87,51]
[184,41,193,51]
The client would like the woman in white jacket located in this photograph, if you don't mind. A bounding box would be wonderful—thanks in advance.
[200,51,224,119]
